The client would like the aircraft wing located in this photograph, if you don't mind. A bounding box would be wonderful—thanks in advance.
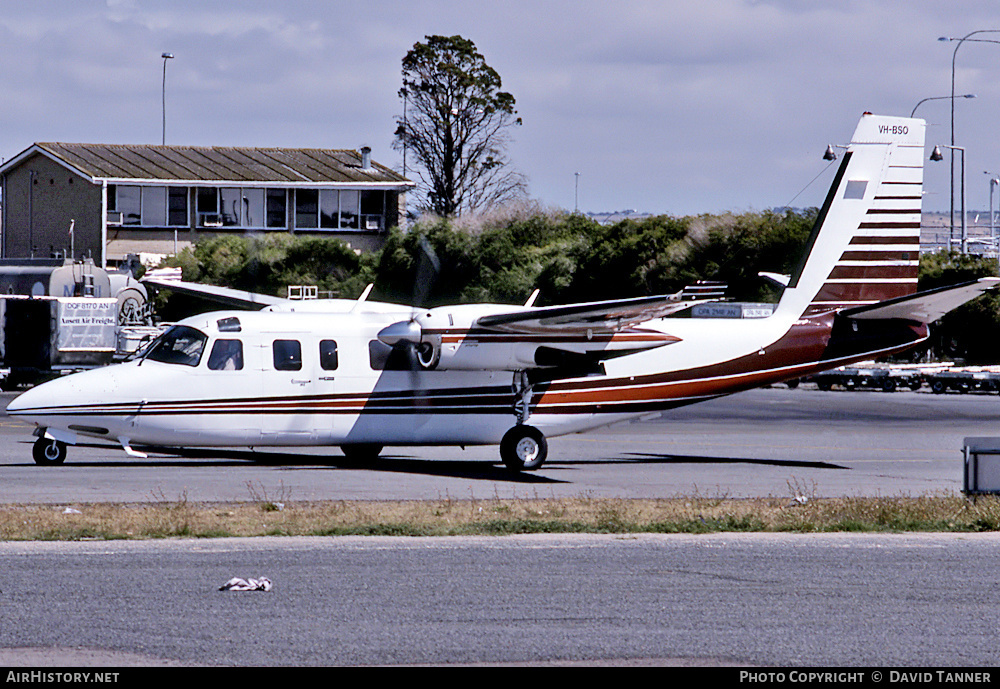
[474,293,700,334]
[843,278,1000,323]
[141,278,286,310]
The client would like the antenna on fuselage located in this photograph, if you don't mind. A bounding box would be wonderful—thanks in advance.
[350,283,375,312]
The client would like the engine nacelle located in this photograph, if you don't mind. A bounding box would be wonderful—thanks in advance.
[376,306,680,372]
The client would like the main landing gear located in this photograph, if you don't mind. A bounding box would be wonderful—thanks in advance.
[32,437,67,465]
[500,424,548,472]
[500,371,548,472]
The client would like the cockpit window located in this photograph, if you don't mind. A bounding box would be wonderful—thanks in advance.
[142,325,207,367]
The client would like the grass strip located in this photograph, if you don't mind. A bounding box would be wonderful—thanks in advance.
[2,493,1000,541]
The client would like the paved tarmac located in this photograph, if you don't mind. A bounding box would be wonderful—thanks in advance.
[3,533,1000,668]
[1,386,997,503]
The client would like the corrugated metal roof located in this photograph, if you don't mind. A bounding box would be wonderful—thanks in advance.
[29,143,412,187]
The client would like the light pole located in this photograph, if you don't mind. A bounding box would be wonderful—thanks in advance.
[939,31,1000,246]
[574,172,580,213]
[161,52,174,145]
[987,172,1000,255]
[932,145,967,253]
[910,93,975,118]
[400,87,408,178]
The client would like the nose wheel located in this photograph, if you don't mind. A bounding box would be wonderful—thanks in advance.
[32,437,67,465]
[500,425,548,472]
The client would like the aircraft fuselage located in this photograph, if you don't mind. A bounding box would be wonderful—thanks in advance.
[6,304,927,452]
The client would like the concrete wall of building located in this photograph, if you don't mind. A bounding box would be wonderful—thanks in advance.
[2,153,102,261]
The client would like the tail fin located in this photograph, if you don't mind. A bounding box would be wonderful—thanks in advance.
[780,113,925,318]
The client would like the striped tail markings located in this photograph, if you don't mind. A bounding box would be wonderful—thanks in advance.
[781,114,925,318]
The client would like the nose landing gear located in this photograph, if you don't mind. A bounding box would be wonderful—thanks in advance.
[32,437,67,465]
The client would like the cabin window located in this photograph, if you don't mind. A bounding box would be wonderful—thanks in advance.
[319,340,339,370]
[143,325,207,367]
[368,340,421,371]
[273,339,302,371]
[208,339,244,370]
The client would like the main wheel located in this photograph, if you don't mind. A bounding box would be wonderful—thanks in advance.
[500,425,548,472]
[32,437,67,465]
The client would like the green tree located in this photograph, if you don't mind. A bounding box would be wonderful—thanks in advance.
[918,251,1000,363]
[373,222,480,307]
[395,35,526,217]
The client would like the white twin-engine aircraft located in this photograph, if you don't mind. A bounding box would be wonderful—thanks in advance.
[8,113,999,470]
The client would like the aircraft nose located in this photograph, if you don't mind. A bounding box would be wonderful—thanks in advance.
[6,380,61,417]
[5,367,120,418]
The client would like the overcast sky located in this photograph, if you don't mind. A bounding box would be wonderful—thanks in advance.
[2,1,999,216]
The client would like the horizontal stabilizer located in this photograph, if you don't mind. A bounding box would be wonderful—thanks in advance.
[843,278,1000,323]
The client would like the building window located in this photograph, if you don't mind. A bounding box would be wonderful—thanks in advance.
[118,186,141,225]
[110,184,383,231]
[267,189,287,228]
[168,188,188,226]
[339,190,359,229]
[220,188,242,227]
[243,188,264,228]
[197,188,221,227]
[320,189,339,229]
[111,185,188,227]
[360,190,385,231]
[295,189,318,229]
[141,187,166,226]
[294,189,382,232]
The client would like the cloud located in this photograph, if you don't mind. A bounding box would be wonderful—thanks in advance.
[1,1,998,215]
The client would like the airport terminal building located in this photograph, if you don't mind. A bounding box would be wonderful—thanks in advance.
[0,142,413,267]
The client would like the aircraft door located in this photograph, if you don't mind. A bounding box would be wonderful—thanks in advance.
[260,336,332,443]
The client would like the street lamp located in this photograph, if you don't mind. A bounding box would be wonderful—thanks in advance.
[986,171,1000,255]
[910,93,975,118]
[931,144,967,253]
[161,52,174,145]
[938,31,1000,245]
